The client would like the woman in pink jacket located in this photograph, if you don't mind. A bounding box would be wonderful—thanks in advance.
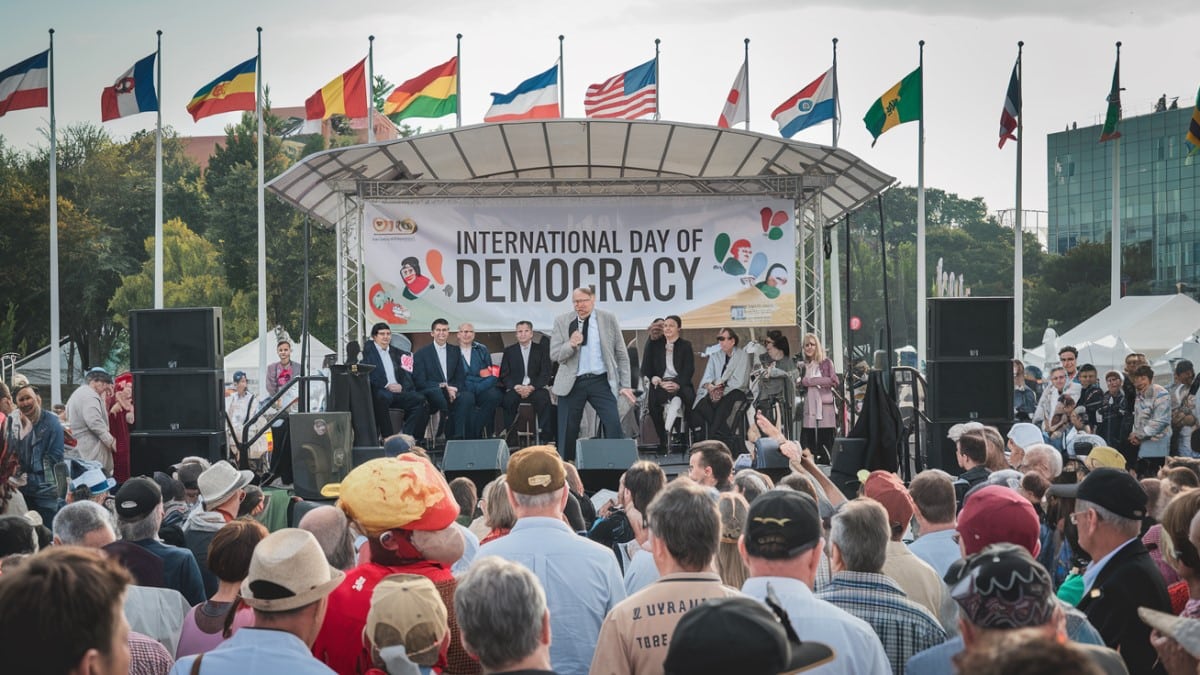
[798,333,839,464]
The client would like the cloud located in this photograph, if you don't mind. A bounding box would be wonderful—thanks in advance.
[638,0,1198,26]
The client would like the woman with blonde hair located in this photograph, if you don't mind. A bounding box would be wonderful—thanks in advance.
[479,475,516,545]
[798,333,839,463]
[716,491,750,589]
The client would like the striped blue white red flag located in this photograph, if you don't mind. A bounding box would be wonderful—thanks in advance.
[0,50,49,118]
[101,53,159,121]
[584,58,657,119]
[485,63,560,122]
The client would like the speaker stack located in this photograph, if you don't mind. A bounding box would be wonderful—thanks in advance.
[926,297,1014,472]
[129,308,226,477]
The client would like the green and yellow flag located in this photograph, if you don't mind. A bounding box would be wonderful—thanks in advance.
[863,67,922,146]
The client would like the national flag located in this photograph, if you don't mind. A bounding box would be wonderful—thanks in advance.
[484,63,559,123]
[1186,87,1200,157]
[717,60,748,128]
[101,53,158,121]
[771,68,836,138]
[998,59,1020,149]
[584,58,657,119]
[863,67,922,146]
[383,57,458,123]
[0,50,49,118]
[186,56,257,122]
[305,58,368,125]
[1099,55,1122,142]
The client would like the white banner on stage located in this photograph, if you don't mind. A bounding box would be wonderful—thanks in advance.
[361,196,796,331]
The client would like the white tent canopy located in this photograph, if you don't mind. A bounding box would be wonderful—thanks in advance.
[1024,294,1200,371]
[223,329,336,390]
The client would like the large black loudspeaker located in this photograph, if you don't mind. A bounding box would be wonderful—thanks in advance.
[926,297,1014,473]
[134,371,225,432]
[929,297,1014,360]
[577,439,638,491]
[130,307,223,370]
[926,361,1012,421]
[443,439,510,493]
[130,431,224,477]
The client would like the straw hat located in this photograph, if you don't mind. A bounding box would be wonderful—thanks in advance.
[197,461,254,509]
[241,528,345,612]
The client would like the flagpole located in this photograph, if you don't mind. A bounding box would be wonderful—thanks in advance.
[829,36,844,383]
[1111,41,1122,306]
[558,35,565,117]
[743,38,750,131]
[1013,41,1024,359]
[154,30,164,309]
[48,28,61,405]
[916,40,927,371]
[654,38,661,121]
[831,37,839,147]
[367,35,375,144]
[256,27,268,398]
[455,33,462,128]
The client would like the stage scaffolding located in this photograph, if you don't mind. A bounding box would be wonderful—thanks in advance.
[269,120,893,359]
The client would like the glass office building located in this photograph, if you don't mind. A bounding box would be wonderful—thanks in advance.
[1047,105,1200,292]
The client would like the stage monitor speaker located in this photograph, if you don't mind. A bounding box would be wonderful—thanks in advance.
[290,412,353,500]
[134,370,224,432]
[130,307,223,370]
[926,360,1012,421]
[830,437,869,500]
[443,439,510,493]
[753,438,793,484]
[576,439,638,491]
[130,431,225,478]
[929,297,1014,361]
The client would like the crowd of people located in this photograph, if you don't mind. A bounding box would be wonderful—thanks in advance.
[8,290,1200,673]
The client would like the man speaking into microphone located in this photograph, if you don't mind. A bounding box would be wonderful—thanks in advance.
[550,286,635,461]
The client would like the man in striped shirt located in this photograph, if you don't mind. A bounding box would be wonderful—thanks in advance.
[817,499,946,675]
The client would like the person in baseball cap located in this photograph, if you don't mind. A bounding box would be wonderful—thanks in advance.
[1006,422,1043,467]
[113,476,207,605]
[173,528,344,674]
[1073,467,1171,674]
[739,490,892,673]
[664,595,834,674]
[505,445,566,497]
[363,574,450,674]
[957,485,1042,557]
[909,543,1126,674]
[312,454,472,675]
[861,471,915,539]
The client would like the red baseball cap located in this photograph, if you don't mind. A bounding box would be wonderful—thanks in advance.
[957,485,1041,557]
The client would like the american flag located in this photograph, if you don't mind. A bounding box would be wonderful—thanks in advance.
[584,58,657,119]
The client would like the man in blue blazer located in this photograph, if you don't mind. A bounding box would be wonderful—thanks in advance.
[360,322,428,440]
[456,322,504,439]
[413,318,468,440]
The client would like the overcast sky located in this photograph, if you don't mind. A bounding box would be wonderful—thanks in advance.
[6,0,1200,223]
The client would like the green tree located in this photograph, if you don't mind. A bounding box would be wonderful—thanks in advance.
[109,218,256,358]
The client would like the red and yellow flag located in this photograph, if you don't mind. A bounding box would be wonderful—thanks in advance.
[305,58,367,122]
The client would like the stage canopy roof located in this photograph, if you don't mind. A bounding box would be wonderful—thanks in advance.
[266,119,895,227]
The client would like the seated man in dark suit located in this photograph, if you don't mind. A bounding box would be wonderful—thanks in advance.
[500,320,555,444]
[641,314,695,454]
[413,317,468,440]
[456,322,503,439]
[360,322,428,440]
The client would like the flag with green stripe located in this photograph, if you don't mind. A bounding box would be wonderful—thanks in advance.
[863,67,922,146]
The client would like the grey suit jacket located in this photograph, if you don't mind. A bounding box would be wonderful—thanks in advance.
[549,308,630,397]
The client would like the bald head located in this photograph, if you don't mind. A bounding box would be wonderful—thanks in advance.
[298,505,356,571]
